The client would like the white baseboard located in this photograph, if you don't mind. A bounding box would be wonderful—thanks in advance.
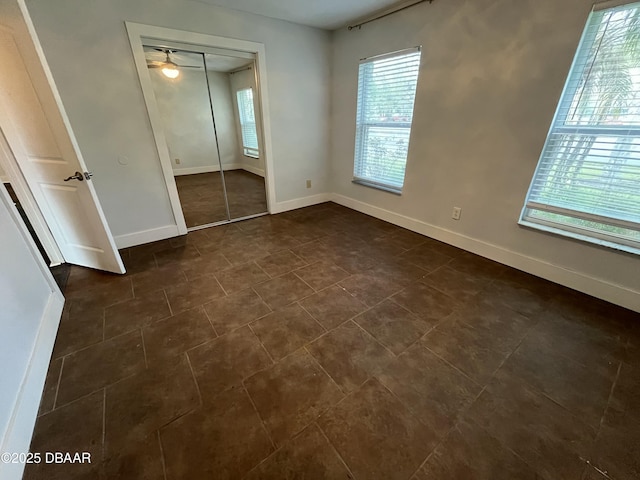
[271,193,331,214]
[173,164,265,177]
[114,225,181,249]
[240,164,265,177]
[173,165,227,176]
[330,194,640,313]
[115,189,315,249]
[0,291,64,480]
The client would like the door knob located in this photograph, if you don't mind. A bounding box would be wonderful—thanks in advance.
[64,171,84,182]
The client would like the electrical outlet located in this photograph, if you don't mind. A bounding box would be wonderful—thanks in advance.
[306,179,312,189]
[452,207,462,220]
[175,158,181,165]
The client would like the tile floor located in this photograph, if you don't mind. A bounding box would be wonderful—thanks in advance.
[174,170,268,227]
[24,202,640,480]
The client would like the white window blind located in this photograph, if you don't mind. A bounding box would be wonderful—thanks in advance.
[353,47,421,193]
[236,88,259,158]
[521,2,640,252]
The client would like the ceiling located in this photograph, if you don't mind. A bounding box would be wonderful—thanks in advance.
[144,47,253,73]
[191,0,404,30]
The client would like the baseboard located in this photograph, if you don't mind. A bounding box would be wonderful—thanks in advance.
[114,225,181,249]
[271,193,331,214]
[173,165,219,176]
[240,164,265,177]
[330,194,640,313]
[0,291,64,480]
[173,164,264,177]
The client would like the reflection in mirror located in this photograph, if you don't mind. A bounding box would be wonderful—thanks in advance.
[144,45,268,229]
[211,54,267,220]
[145,46,228,227]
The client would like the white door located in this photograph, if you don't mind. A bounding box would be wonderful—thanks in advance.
[0,28,125,274]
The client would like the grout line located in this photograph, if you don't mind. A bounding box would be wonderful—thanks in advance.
[219,252,235,271]
[201,305,219,338]
[212,274,229,298]
[293,273,317,295]
[351,319,397,359]
[315,421,357,479]
[129,276,135,301]
[101,388,106,462]
[596,360,623,439]
[242,382,277,451]
[250,286,270,309]
[407,425,453,478]
[184,352,203,407]
[140,328,149,369]
[304,346,347,397]
[240,442,282,479]
[156,429,168,480]
[51,356,65,412]
[251,260,273,279]
[101,307,106,342]
[162,289,174,317]
[247,323,276,365]
[420,342,484,389]
[297,301,328,333]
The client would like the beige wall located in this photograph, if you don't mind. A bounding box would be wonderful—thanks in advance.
[329,0,640,310]
[23,0,331,237]
[149,65,240,175]
[0,181,62,480]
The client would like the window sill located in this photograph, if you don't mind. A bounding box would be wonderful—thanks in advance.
[518,218,640,256]
[352,179,402,195]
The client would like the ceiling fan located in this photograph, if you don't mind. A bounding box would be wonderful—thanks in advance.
[146,49,201,79]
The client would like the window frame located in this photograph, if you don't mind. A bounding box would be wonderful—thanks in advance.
[519,2,640,255]
[352,47,422,195]
[236,87,259,159]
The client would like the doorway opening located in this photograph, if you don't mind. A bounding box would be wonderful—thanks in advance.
[1,181,70,290]
[127,23,276,235]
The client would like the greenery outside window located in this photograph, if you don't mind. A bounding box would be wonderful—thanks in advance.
[236,88,259,158]
[353,47,421,194]
[520,2,640,253]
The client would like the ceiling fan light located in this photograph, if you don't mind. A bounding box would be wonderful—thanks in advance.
[161,64,180,79]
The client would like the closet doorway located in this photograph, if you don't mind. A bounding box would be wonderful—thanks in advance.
[145,45,267,229]
[127,23,276,235]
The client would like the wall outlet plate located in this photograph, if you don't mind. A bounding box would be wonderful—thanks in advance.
[452,207,462,220]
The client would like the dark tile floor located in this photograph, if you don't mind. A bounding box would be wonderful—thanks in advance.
[175,170,268,227]
[24,202,640,480]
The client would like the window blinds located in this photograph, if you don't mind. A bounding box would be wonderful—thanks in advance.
[353,47,421,193]
[522,2,640,250]
[236,88,259,157]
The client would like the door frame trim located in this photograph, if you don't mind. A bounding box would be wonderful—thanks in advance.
[125,22,276,232]
[0,126,64,265]
[0,5,125,274]
[0,24,63,265]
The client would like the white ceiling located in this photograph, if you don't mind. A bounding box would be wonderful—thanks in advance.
[191,0,404,30]
[144,47,253,72]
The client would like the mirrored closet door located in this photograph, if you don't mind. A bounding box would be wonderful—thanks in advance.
[144,44,268,229]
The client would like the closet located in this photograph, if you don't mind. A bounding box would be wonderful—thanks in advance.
[144,44,268,229]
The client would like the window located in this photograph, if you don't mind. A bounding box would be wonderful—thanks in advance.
[236,88,259,158]
[521,2,640,253]
[353,47,421,194]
